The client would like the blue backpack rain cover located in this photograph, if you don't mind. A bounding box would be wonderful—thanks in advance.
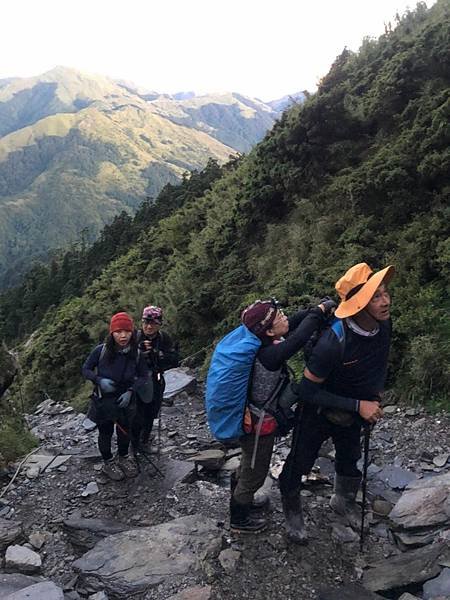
[206,325,261,441]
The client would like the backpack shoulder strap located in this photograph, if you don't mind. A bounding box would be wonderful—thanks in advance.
[98,344,107,368]
[330,318,346,359]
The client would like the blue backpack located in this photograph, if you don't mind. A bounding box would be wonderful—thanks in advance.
[205,325,261,441]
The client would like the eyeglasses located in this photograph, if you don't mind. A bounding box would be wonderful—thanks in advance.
[142,319,161,325]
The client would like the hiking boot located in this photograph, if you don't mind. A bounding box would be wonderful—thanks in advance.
[230,498,267,533]
[101,458,125,481]
[118,455,138,478]
[330,474,364,531]
[230,472,270,513]
[280,487,308,544]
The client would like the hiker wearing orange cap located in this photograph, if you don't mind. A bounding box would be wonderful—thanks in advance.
[278,263,394,544]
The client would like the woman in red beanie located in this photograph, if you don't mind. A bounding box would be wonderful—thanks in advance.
[82,312,150,480]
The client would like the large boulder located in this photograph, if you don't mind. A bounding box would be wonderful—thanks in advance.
[73,514,222,598]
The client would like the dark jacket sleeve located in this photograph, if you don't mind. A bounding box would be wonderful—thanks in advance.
[294,377,360,412]
[81,345,102,385]
[258,307,325,371]
[158,332,180,371]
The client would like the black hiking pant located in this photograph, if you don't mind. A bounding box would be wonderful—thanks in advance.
[97,419,130,460]
[279,404,362,494]
[131,379,164,445]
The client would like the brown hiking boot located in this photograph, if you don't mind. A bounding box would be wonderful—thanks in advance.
[118,455,138,478]
[101,458,125,481]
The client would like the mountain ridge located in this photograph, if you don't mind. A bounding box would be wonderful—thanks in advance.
[0,66,290,285]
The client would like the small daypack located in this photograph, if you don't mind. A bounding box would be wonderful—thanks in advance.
[206,325,261,441]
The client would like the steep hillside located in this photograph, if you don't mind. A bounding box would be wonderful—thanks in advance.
[6,1,450,413]
[0,67,281,286]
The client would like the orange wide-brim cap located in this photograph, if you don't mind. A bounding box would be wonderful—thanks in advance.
[335,265,395,318]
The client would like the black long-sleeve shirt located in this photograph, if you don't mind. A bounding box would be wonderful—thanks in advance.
[257,307,326,371]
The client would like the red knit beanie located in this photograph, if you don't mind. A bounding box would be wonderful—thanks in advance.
[109,312,134,333]
[241,300,277,337]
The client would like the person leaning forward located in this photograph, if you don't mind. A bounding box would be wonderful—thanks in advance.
[278,263,394,544]
[230,297,336,534]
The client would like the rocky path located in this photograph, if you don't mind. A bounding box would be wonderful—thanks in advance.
[0,370,449,599]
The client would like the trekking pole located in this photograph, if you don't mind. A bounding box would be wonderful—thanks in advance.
[115,421,164,478]
[359,423,371,552]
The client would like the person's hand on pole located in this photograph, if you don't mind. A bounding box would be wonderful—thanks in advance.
[359,400,383,424]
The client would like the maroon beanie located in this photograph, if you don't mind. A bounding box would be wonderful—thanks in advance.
[241,300,277,337]
[109,312,134,333]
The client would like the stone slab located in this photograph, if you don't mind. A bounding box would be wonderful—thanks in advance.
[163,369,196,399]
[5,581,64,599]
[73,514,221,597]
[363,543,447,592]
[375,465,417,490]
[166,586,212,600]
[0,574,43,597]
[318,583,385,599]
[423,567,450,600]
[63,518,130,550]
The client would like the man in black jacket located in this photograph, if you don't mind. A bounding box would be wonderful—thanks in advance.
[132,305,179,448]
[279,263,394,544]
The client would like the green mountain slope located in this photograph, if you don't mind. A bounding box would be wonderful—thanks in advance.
[0,102,233,286]
[0,67,281,286]
[6,1,450,413]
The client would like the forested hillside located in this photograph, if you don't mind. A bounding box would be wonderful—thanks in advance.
[2,1,449,442]
[0,67,279,287]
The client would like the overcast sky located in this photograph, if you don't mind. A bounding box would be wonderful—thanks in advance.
[2,0,435,101]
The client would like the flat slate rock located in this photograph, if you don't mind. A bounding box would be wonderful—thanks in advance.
[63,518,130,550]
[422,567,450,599]
[163,368,196,399]
[5,581,64,599]
[73,514,221,597]
[318,583,385,599]
[186,449,225,470]
[375,465,417,490]
[0,574,43,596]
[0,517,23,550]
[363,543,448,592]
[166,585,212,600]
[390,472,450,529]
